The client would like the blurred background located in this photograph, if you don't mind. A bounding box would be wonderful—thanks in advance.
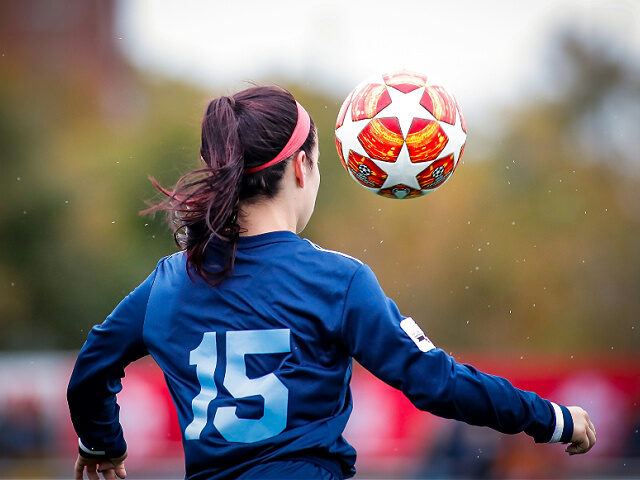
[0,0,639,478]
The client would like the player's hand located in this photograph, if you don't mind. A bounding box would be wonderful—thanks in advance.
[565,406,596,455]
[74,453,127,480]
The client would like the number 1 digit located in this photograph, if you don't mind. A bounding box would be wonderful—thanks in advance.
[185,332,218,440]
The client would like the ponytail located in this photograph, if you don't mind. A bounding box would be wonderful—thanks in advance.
[143,86,316,286]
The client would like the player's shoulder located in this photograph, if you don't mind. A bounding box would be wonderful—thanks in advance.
[300,239,363,270]
[156,250,186,265]
[154,250,187,274]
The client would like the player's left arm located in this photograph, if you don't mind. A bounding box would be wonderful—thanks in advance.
[340,264,594,452]
[67,263,160,471]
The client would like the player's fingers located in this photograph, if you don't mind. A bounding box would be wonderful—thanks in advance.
[585,424,597,452]
[99,468,117,480]
[114,463,127,479]
[586,413,596,435]
[74,458,85,480]
[85,464,100,480]
[565,425,589,455]
[566,442,579,454]
[566,440,586,455]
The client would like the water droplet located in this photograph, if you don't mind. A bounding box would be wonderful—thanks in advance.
[509,309,512,314]
[477,248,482,252]
[144,223,149,227]
[520,355,524,360]
[570,355,574,359]
[486,242,490,246]
[466,320,470,325]
[532,303,536,307]
[10,282,15,287]
[363,248,367,253]
[511,221,516,225]
[64,200,69,204]
[379,240,383,244]
[23,210,27,215]
[465,285,470,290]
[151,235,156,239]
[507,181,511,185]
[111,221,116,224]
[611,346,614,350]
[467,220,471,225]
[16,177,21,181]
[475,266,479,271]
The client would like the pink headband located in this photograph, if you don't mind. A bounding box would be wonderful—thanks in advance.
[244,101,311,174]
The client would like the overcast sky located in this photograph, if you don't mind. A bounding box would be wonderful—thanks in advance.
[115,0,640,122]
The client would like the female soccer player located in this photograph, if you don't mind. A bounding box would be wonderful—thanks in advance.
[68,86,596,480]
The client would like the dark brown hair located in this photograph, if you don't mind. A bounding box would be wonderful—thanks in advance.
[142,86,317,285]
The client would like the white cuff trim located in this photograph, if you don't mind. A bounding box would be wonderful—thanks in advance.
[549,402,564,443]
[79,438,106,456]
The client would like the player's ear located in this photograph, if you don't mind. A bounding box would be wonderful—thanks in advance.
[293,151,306,188]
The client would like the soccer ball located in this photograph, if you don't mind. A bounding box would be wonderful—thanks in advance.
[335,70,466,199]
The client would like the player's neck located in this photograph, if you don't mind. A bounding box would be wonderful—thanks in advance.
[238,198,297,237]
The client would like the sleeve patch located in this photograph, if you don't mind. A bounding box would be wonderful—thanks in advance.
[400,317,435,352]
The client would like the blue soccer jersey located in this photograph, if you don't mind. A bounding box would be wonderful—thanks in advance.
[67,231,573,479]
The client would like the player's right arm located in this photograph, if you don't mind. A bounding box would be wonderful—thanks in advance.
[340,264,595,453]
[67,261,161,472]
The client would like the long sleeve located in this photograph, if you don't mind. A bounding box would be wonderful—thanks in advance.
[67,266,158,459]
[340,264,573,444]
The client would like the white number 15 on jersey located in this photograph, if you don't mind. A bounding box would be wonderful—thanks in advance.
[185,329,291,443]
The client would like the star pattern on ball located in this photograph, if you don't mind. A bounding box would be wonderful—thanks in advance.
[374,86,432,137]
[370,143,427,190]
[335,107,370,161]
[433,104,466,166]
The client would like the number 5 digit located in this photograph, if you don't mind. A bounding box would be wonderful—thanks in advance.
[214,329,290,443]
[185,329,291,443]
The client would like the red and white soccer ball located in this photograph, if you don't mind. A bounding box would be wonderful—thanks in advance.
[335,70,466,199]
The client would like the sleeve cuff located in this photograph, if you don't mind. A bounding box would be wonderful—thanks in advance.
[547,402,574,443]
[79,438,106,458]
[78,438,127,462]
